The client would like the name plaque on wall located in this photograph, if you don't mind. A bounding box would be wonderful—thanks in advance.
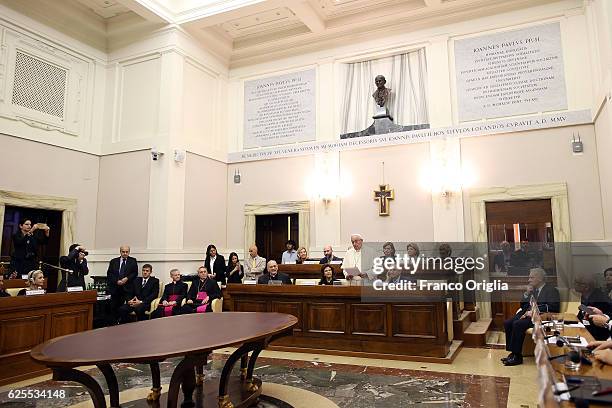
[454,23,567,121]
[244,69,316,148]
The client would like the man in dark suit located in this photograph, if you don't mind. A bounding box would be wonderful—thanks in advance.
[503,267,560,366]
[118,264,159,323]
[319,245,342,264]
[258,260,292,285]
[574,273,612,340]
[107,245,138,322]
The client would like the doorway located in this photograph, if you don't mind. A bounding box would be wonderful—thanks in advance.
[255,213,298,263]
[2,205,63,290]
[485,199,555,276]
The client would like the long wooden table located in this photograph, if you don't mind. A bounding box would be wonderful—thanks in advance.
[0,290,96,385]
[31,312,297,408]
[226,284,452,361]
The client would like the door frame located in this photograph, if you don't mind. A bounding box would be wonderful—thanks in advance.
[244,201,310,262]
[0,190,76,257]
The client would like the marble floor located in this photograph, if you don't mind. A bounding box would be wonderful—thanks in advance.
[0,347,537,408]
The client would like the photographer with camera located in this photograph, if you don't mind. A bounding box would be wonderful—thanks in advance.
[10,218,50,276]
[58,244,89,291]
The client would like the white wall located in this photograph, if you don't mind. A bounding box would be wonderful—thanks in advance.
[461,124,604,241]
[183,153,227,250]
[0,134,99,247]
[95,151,150,249]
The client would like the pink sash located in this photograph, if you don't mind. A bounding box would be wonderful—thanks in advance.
[195,291,209,313]
[163,294,179,317]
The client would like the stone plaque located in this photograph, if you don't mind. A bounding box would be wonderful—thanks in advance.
[455,23,567,121]
[244,69,316,148]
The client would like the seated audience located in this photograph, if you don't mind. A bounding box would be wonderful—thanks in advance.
[151,269,187,318]
[244,245,266,280]
[181,266,221,314]
[319,245,342,264]
[318,264,336,285]
[17,270,46,296]
[0,274,10,297]
[295,247,309,264]
[225,252,244,284]
[404,243,420,273]
[605,267,612,299]
[258,260,292,285]
[281,240,298,264]
[587,340,612,365]
[438,243,452,260]
[204,244,226,285]
[382,242,396,259]
[385,267,409,284]
[58,244,89,291]
[502,267,560,366]
[119,264,159,323]
[574,273,612,340]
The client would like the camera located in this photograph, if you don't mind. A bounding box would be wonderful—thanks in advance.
[151,147,163,161]
[79,250,89,256]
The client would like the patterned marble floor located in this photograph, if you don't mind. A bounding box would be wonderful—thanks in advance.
[0,352,509,408]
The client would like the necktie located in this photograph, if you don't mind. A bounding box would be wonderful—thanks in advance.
[142,279,147,288]
[252,258,256,268]
[120,259,126,277]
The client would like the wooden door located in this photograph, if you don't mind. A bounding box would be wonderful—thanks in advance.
[255,213,298,263]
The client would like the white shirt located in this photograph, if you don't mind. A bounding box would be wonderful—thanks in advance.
[209,256,216,276]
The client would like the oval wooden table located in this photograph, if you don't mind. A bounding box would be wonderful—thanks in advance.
[30,312,297,408]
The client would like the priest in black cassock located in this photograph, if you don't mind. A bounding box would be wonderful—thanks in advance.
[151,268,187,318]
[181,266,221,314]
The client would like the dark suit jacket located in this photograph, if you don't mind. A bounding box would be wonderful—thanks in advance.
[319,256,342,264]
[160,281,188,305]
[58,248,89,290]
[106,256,138,295]
[578,288,612,317]
[258,272,292,285]
[519,283,560,313]
[126,276,160,308]
[225,264,244,284]
[186,278,221,305]
[205,255,226,285]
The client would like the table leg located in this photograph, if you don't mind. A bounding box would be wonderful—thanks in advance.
[148,362,162,401]
[239,354,248,380]
[196,365,204,386]
[167,353,208,408]
[218,342,258,408]
[53,367,107,408]
[244,342,265,392]
[97,364,120,408]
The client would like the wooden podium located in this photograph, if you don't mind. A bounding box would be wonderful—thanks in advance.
[0,291,96,385]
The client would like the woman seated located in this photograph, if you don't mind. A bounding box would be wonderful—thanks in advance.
[296,247,310,264]
[151,269,187,318]
[225,252,244,284]
[17,270,45,296]
[318,264,337,285]
[182,266,221,314]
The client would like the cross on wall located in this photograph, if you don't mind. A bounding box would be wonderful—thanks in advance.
[374,184,394,216]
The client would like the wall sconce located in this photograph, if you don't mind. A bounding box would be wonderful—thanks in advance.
[420,161,476,200]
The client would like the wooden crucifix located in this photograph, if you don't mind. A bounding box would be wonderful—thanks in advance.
[374,184,394,216]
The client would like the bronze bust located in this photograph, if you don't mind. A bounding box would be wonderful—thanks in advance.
[372,75,391,107]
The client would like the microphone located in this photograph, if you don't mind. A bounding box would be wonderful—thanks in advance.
[549,351,580,363]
